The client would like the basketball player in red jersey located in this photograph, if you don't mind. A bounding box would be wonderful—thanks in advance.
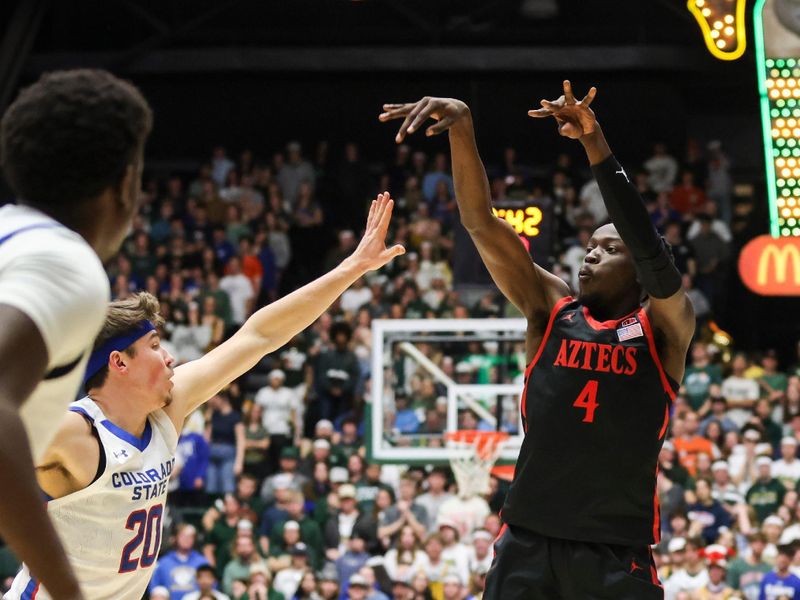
[380,82,694,598]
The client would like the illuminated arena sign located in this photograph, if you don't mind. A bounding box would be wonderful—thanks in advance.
[737,0,800,297]
[688,0,748,61]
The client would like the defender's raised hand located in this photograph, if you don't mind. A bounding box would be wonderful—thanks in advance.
[349,192,405,271]
[379,97,470,143]
[528,80,598,139]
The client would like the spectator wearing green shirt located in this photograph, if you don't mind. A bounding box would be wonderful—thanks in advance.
[269,492,324,569]
[683,342,723,411]
[726,531,771,600]
[222,535,268,596]
[746,457,786,523]
[203,494,245,575]
[759,349,789,402]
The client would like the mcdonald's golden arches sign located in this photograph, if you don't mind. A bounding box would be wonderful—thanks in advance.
[738,235,800,296]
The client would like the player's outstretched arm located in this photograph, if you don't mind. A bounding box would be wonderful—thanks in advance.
[166,192,405,426]
[0,307,84,600]
[530,81,694,379]
[379,98,569,328]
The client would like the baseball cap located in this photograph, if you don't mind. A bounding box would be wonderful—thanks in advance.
[338,484,357,499]
[316,419,334,432]
[661,440,674,452]
[284,520,300,531]
[756,456,773,468]
[764,515,785,528]
[782,436,798,447]
[703,544,729,568]
[273,473,294,489]
[313,438,331,451]
[290,542,309,556]
[668,537,687,553]
[330,466,349,483]
[318,563,338,581]
[711,460,729,472]
[237,519,253,531]
[442,574,462,586]
[473,529,493,542]
[150,587,170,599]
[349,574,369,588]
[744,429,761,441]
[267,369,286,381]
[280,446,300,460]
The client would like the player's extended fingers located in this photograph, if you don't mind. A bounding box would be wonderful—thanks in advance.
[379,103,413,122]
[365,199,377,231]
[376,196,395,236]
[581,86,598,107]
[425,115,457,136]
[563,80,575,104]
[527,108,552,118]
[396,98,431,142]
[372,192,388,229]
[407,102,439,135]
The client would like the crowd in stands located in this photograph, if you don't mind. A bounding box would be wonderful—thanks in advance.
[1,135,797,600]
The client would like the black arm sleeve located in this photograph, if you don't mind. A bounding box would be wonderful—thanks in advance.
[590,155,682,299]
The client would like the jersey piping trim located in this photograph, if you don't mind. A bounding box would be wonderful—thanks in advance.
[69,406,95,423]
[101,419,153,452]
[581,305,640,331]
[0,222,63,246]
[20,576,39,600]
[637,309,678,403]
[520,296,573,429]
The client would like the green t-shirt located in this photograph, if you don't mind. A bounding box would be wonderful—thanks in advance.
[207,520,237,576]
[683,364,723,410]
[746,479,786,523]
[726,557,770,599]
[760,372,788,396]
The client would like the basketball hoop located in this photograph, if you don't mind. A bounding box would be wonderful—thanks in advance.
[444,430,510,498]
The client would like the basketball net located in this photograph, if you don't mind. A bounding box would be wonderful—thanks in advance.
[443,430,509,498]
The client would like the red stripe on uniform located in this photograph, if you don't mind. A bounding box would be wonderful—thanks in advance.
[652,465,661,542]
[637,309,677,403]
[520,296,574,428]
[492,523,509,559]
[647,547,663,588]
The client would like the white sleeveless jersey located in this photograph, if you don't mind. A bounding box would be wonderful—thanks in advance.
[0,204,109,460]
[5,398,179,600]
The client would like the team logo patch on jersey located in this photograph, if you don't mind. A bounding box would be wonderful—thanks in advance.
[616,322,643,342]
[620,317,638,328]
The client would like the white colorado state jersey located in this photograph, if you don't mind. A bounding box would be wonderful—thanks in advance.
[0,204,109,460]
[5,397,179,600]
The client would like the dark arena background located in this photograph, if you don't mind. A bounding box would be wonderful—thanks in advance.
[1,1,800,599]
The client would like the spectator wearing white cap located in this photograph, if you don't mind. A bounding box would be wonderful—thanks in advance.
[266,490,324,568]
[762,515,785,565]
[467,529,493,575]
[221,535,267,597]
[710,460,737,502]
[721,354,761,428]
[726,531,770,600]
[346,573,371,600]
[336,534,371,596]
[746,457,786,524]
[435,521,470,589]
[730,428,772,495]
[150,586,171,600]
[441,573,464,600]
[666,537,688,578]
[299,437,334,478]
[773,437,800,491]
[324,483,374,560]
[664,537,709,600]
[255,368,302,472]
[273,542,311,599]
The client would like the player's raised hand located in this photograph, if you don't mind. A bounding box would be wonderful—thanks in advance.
[379,97,470,143]
[527,80,598,139]
[349,192,405,271]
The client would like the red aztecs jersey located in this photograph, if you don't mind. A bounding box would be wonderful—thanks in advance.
[501,296,677,546]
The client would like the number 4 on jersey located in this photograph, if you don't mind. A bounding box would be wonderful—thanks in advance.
[573,380,599,423]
